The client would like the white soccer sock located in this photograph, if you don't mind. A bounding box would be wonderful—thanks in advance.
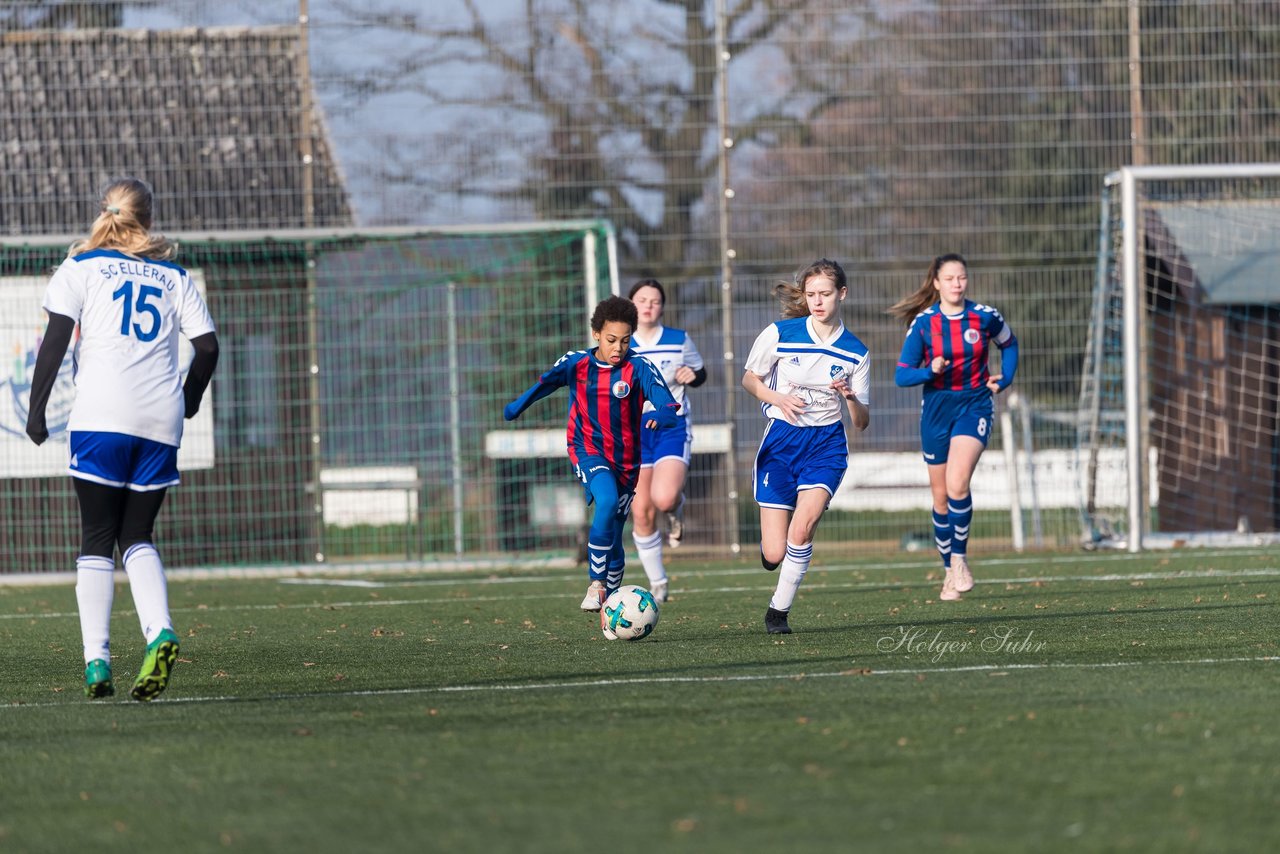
[76,555,116,663]
[632,529,667,585]
[768,541,813,612]
[122,542,173,644]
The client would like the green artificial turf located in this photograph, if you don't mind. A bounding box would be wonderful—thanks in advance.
[1,548,1278,853]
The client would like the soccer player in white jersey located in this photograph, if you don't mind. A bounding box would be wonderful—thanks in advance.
[25,177,219,701]
[742,259,870,634]
[627,279,707,602]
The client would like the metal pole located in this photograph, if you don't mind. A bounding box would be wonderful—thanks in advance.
[1082,183,1113,540]
[1014,392,1043,547]
[584,230,600,340]
[1000,403,1024,553]
[1120,167,1143,552]
[298,0,316,227]
[715,0,740,555]
[447,282,464,555]
[298,0,325,562]
[1127,0,1146,167]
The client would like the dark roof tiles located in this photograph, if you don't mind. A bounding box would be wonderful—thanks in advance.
[1,26,351,234]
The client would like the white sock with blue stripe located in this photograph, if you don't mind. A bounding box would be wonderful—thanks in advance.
[769,541,813,612]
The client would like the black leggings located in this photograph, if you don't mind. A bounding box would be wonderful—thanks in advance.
[73,479,168,558]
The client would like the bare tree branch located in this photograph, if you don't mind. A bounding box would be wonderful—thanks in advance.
[322,0,817,269]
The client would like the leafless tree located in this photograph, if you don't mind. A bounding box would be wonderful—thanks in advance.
[0,0,135,28]
[327,0,819,277]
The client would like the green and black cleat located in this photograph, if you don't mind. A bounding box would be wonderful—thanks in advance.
[84,659,114,698]
[130,629,180,702]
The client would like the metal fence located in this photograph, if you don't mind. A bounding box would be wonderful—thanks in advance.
[3,1,1279,571]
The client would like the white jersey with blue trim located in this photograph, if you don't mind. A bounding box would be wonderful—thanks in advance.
[630,324,704,416]
[744,315,870,428]
[43,249,217,447]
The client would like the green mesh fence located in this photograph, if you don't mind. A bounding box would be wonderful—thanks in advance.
[0,224,616,573]
[4,220,1112,574]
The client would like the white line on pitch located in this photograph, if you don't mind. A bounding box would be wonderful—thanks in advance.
[2,654,1276,711]
[4,565,1278,622]
[278,554,1280,588]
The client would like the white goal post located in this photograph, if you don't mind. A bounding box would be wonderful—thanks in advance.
[1084,163,1280,552]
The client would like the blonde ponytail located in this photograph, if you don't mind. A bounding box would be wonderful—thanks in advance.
[69,178,176,261]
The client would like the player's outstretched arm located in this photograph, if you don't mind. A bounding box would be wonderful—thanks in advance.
[25,312,76,446]
[504,379,558,421]
[505,352,579,420]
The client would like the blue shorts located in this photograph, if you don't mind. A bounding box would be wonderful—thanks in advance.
[69,431,180,491]
[919,390,994,464]
[572,455,635,520]
[753,419,848,510]
[640,415,692,467]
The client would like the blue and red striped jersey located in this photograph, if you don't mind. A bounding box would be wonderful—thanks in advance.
[896,300,1016,393]
[508,349,677,491]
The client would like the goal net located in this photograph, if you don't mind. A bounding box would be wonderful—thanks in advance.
[1079,164,1280,550]
[1,221,618,573]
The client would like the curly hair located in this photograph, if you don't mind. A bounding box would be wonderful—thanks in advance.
[591,295,639,333]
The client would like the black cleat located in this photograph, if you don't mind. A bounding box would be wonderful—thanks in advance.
[764,606,792,634]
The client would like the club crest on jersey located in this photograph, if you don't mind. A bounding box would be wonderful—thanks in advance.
[963,328,981,344]
[611,380,631,399]
[830,365,846,380]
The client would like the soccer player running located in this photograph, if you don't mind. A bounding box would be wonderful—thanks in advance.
[25,177,219,700]
[742,259,870,635]
[504,295,679,635]
[889,253,1018,601]
[626,278,707,602]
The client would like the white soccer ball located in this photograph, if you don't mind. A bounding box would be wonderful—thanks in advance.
[601,585,660,641]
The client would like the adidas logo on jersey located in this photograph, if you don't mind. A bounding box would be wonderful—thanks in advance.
[789,356,801,365]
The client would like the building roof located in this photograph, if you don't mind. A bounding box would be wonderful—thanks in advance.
[1148,202,1280,306]
[1,26,352,235]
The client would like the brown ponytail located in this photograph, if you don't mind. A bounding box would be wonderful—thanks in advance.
[887,253,966,326]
